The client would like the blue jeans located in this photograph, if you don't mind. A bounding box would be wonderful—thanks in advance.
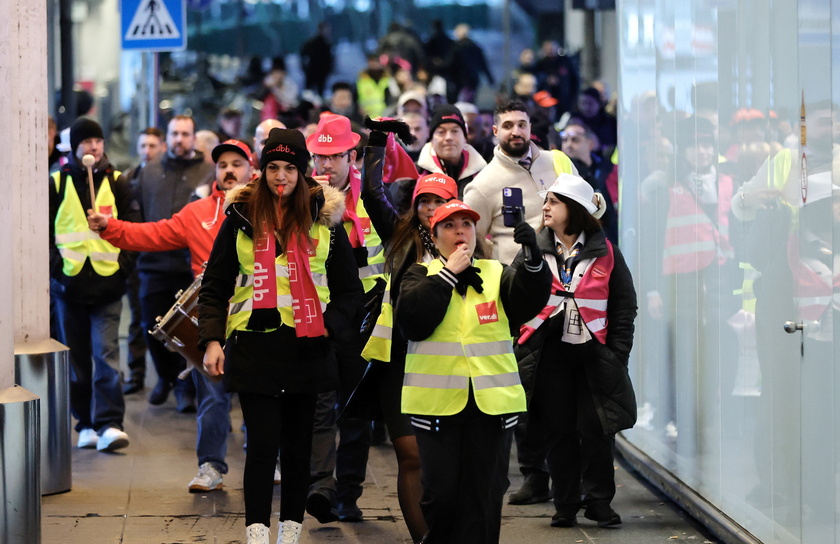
[54,297,125,433]
[193,371,231,473]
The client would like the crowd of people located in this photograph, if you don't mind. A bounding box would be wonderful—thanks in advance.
[47,22,632,544]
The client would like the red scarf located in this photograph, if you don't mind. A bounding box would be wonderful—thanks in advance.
[342,165,366,248]
[251,223,325,338]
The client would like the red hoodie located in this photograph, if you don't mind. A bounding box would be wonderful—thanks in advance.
[100,182,228,278]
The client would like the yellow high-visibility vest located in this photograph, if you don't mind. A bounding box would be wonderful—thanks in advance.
[402,259,526,416]
[52,170,122,277]
[226,224,332,338]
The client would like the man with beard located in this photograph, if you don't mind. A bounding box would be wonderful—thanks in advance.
[465,100,577,264]
[87,140,255,491]
[464,100,578,507]
[135,115,215,411]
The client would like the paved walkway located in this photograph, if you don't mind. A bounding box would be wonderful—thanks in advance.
[42,382,719,543]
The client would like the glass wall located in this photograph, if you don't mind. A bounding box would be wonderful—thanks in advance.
[619,1,839,542]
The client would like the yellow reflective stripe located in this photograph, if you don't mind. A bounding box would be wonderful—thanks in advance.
[473,371,521,390]
[370,323,391,339]
[404,372,469,389]
[408,341,463,357]
[59,247,87,262]
[408,339,513,358]
[55,231,102,244]
[464,340,514,358]
[89,251,119,262]
[358,262,385,279]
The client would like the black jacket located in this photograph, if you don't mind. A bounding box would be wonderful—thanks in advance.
[514,228,638,435]
[135,151,215,277]
[197,183,364,395]
[49,156,141,304]
[396,254,552,344]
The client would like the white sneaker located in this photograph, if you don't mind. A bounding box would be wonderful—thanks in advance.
[188,462,224,493]
[246,523,270,544]
[274,467,282,485]
[277,520,303,544]
[77,428,97,449]
[97,427,129,452]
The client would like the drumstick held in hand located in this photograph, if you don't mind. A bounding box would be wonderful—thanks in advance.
[82,154,97,213]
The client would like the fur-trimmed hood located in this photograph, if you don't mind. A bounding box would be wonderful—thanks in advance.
[223,179,346,229]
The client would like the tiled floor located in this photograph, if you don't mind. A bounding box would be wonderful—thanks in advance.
[41,382,718,544]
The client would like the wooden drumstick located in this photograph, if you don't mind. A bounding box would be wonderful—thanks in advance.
[82,154,97,213]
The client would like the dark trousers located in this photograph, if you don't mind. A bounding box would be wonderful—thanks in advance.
[531,341,615,512]
[139,271,193,385]
[413,396,513,544]
[239,391,316,526]
[125,269,146,380]
[55,297,125,433]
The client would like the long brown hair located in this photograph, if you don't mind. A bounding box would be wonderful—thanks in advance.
[247,167,315,250]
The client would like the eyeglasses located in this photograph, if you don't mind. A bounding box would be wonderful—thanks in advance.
[312,152,348,162]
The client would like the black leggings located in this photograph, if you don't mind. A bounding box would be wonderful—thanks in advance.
[239,391,317,526]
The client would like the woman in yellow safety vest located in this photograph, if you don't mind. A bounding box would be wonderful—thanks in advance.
[514,173,637,529]
[395,200,551,544]
[358,118,461,542]
[197,128,363,544]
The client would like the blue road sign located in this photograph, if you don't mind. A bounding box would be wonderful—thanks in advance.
[121,0,186,51]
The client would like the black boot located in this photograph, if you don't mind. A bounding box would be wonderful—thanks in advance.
[508,472,551,505]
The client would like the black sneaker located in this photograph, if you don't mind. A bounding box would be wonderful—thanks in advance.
[123,376,144,395]
[550,510,578,527]
[508,473,551,505]
[338,500,363,522]
[148,380,173,405]
[584,503,621,527]
[306,491,339,523]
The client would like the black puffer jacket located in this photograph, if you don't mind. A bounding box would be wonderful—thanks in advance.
[197,181,364,395]
[514,228,638,435]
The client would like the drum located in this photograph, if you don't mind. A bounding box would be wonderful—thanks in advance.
[150,273,220,382]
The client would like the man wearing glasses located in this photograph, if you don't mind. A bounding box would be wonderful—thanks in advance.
[304,113,383,524]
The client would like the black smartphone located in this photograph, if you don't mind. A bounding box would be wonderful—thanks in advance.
[502,187,524,227]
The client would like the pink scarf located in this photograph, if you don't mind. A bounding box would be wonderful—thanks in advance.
[342,165,367,248]
[251,223,325,337]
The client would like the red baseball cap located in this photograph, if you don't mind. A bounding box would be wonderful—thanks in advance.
[306,112,361,155]
[412,173,458,202]
[212,139,254,164]
[429,200,480,231]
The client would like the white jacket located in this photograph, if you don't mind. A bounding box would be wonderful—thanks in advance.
[464,142,576,264]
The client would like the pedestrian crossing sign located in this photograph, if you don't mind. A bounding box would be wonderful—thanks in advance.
[121,0,186,51]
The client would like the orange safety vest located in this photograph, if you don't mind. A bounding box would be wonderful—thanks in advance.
[519,241,614,344]
[662,175,734,275]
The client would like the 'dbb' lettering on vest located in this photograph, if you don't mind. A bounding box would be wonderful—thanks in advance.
[253,261,270,301]
[318,134,333,143]
[476,301,499,324]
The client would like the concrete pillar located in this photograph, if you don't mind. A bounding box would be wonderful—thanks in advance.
[0,0,52,537]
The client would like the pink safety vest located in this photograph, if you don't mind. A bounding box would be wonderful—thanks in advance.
[519,241,614,344]
[788,236,840,322]
[662,175,734,275]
